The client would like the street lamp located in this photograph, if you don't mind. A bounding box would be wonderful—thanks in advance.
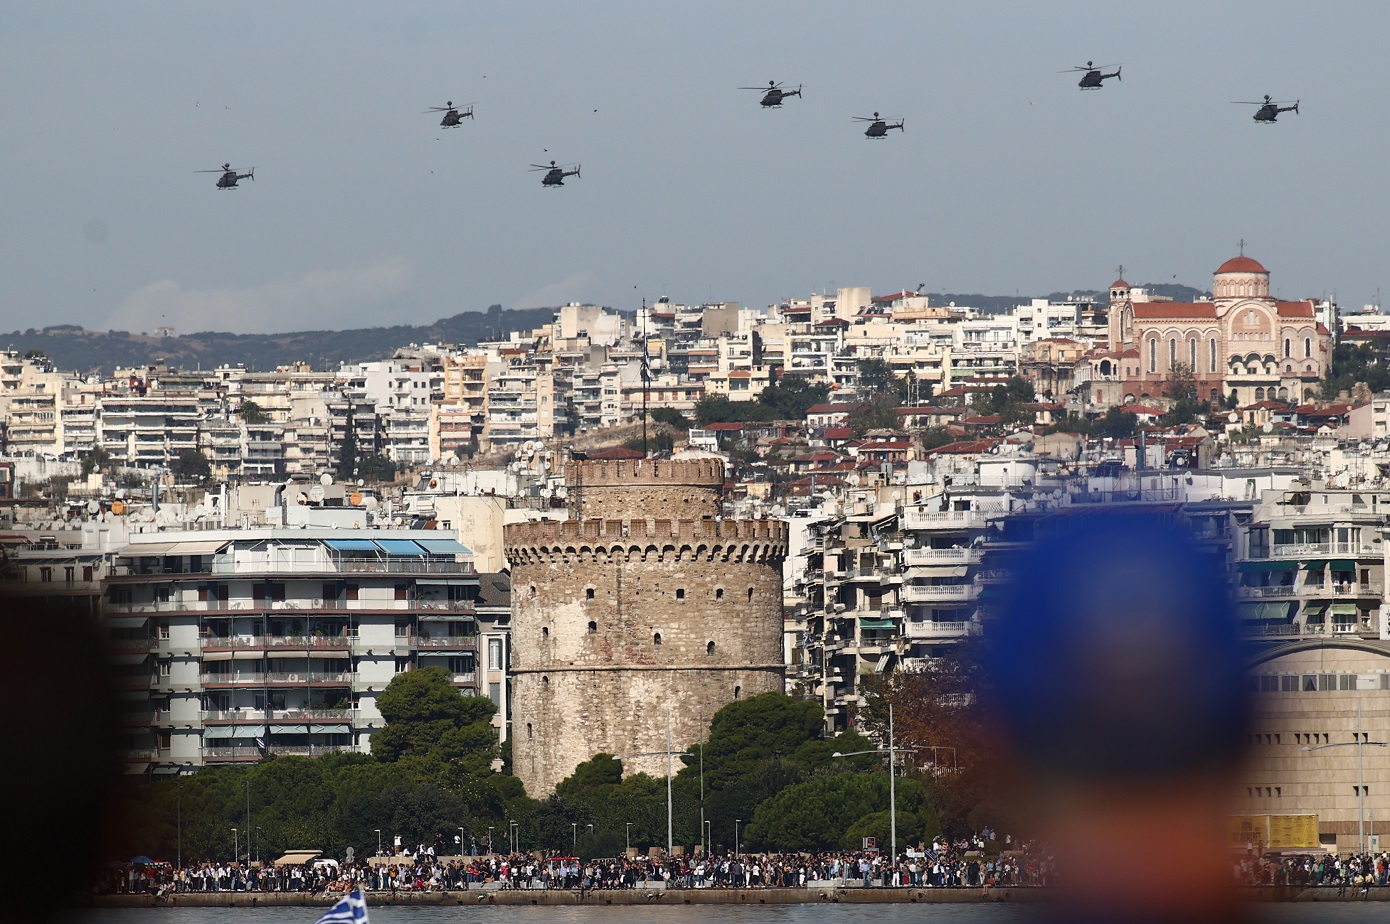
[374,829,382,856]
[232,828,238,865]
[459,826,466,857]
[611,708,690,857]
[245,779,252,865]
[1302,698,1388,854]
[487,826,494,855]
[923,745,957,773]
[572,823,578,851]
[625,822,632,855]
[176,777,183,869]
[704,820,711,856]
[832,701,916,866]
[735,819,741,857]
[509,820,518,854]
[256,827,262,866]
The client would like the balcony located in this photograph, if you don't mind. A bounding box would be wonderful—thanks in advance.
[903,620,981,638]
[903,547,981,567]
[1266,543,1378,558]
[414,635,480,649]
[202,634,352,651]
[902,584,975,603]
[901,508,991,530]
[1237,585,1297,599]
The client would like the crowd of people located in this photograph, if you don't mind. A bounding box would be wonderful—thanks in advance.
[102,829,1057,896]
[1236,850,1390,891]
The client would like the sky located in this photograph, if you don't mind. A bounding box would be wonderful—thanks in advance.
[2,1,1388,335]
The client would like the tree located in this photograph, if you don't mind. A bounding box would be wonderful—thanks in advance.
[239,399,270,424]
[169,448,212,485]
[1160,363,1203,426]
[759,376,831,420]
[743,771,926,852]
[372,667,498,768]
[80,446,113,476]
[356,453,398,483]
[649,407,689,430]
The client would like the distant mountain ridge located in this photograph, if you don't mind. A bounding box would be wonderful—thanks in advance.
[10,284,1211,375]
[5,305,557,375]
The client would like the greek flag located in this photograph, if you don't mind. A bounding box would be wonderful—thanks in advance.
[315,888,368,924]
[640,341,652,383]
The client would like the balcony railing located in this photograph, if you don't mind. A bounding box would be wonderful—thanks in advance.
[1265,543,1378,558]
[200,671,355,685]
[202,708,356,722]
[414,635,480,649]
[202,634,352,650]
[903,548,982,566]
[903,620,981,638]
[1238,585,1297,598]
[902,584,975,602]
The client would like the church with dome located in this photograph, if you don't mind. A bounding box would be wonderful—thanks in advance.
[1099,253,1332,407]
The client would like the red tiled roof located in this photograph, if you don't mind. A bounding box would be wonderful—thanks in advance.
[806,403,860,414]
[815,318,850,328]
[822,427,855,440]
[927,439,1000,455]
[1276,301,1315,318]
[1216,255,1268,274]
[727,370,751,378]
[1110,278,1130,290]
[1131,303,1217,319]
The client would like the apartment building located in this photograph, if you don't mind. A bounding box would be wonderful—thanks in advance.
[102,527,481,774]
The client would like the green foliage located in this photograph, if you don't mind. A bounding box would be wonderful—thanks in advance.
[971,377,1035,417]
[238,399,270,424]
[80,446,113,476]
[372,667,498,768]
[1050,406,1138,439]
[743,772,925,852]
[1160,363,1205,426]
[169,448,212,484]
[694,395,780,425]
[1322,340,1390,400]
[693,692,825,791]
[919,427,957,450]
[356,453,398,483]
[649,407,689,429]
[760,376,831,420]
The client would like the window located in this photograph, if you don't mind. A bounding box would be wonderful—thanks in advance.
[541,626,549,639]
[1284,338,1291,358]
[747,587,754,603]
[1169,338,1177,371]
[346,584,359,601]
[707,641,715,655]
[585,587,595,600]
[1189,338,1198,371]
[1210,338,1218,374]
[653,632,662,645]
[488,638,503,671]
[488,682,500,706]
[715,588,724,601]
[734,685,741,699]
[39,567,51,582]
[1149,339,1157,374]
[447,655,473,675]
[1305,337,1312,358]
[526,722,533,739]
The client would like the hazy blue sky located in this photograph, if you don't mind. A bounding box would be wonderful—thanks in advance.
[2,1,1386,334]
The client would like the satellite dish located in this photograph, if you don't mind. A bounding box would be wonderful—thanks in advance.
[847,474,861,486]
[1228,412,1239,423]
[87,500,100,514]
[309,485,326,502]
[320,473,333,486]
[892,489,902,500]
[350,491,364,506]
[110,500,126,516]
[1263,422,1274,433]
[364,496,379,510]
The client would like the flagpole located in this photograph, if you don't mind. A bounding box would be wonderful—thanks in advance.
[641,298,649,457]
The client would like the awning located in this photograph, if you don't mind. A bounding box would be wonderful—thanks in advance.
[1239,602,1293,621]
[860,619,898,629]
[1239,560,1297,573]
[1330,560,1356,571]
[104,615,149,629]
[375,539,426,556]
[270,724,302,734]
[1329,603,1359,617]
[1301,560,1327,572]
[1302,602,1328,618]
[275,850,322,868]
[203,725,259,740]
[325,539,380,552]
[309,724,345,734]
[164,540,228,556]
[120,543,178,557]
[415,538,471,555]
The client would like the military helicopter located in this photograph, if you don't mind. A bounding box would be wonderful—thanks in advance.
[739,80,802,108]
[1061,60,1121,89]
[853,112,904,138]
[195,163,255,189]
[1233,94,1300,123]
[530,160,580,187]
[425,100,474,127]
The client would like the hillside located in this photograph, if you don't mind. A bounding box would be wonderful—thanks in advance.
[5,305,558,375]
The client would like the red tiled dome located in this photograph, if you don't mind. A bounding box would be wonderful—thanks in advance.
[1216,255,1267,274]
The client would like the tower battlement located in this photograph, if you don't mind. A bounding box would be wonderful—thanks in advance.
[566,458,725,520]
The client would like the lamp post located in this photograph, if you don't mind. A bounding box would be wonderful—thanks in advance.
[460,826,467,857]
[176,777,183,870]
[704,820,711,856]
[625,822,632,855]
[509,820,518,855]
[488,826,495,855]
[832,701,916,867]
[572,823,578,851]
[1302,698,1388,854]
[735,819,741,857]
[245,779,252,865]
[374,829,382,856]
[232,828,238,865]
[256,827,262,866]
[611,710,690,858]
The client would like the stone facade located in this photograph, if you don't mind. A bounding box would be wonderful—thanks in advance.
[506,459,786,795]
[1244,642,1390,853]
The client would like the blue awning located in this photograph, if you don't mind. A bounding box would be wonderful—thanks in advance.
[415,538,471,555]
[325,539,380,552]
[376,539,426,556]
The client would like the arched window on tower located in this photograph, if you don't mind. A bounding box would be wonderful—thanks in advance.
[1305,337,1312,359]
[1284,338,1291,358]
[1169,338,1177,371]
[1149,339,1157,374]
[1210,338,1218,374]
[1189,338,1198,371]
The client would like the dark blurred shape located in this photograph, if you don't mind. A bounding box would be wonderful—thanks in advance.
[0,588,123,922]
[987,512,1255,923]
